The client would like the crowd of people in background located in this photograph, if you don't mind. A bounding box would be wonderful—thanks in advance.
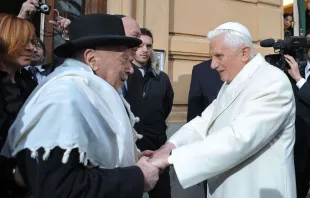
[1,0,310,198]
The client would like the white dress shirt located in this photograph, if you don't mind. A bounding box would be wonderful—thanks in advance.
[296,61,310,89]
[25,65,47,84]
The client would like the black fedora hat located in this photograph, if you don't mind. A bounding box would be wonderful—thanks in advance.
[54,14,142,58]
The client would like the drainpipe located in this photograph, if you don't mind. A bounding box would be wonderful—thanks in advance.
[295,0,306,36]
[299,0,306,35]
[294,0,300,36]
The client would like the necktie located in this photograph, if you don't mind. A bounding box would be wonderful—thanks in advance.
[122,85,127,97]
[28,66,39,82]
[306,68,310,80]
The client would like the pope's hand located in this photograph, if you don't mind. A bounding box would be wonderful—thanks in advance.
[149,143,175,170]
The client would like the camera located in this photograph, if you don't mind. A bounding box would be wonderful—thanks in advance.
[37,1,51,15]
[260,36,310,71]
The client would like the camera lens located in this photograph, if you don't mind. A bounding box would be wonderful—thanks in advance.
[41,5,49,12]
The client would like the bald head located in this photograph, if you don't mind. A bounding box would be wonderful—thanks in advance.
[122,16,141,38]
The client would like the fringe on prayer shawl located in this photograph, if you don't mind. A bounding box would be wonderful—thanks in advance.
[29,95,142,165]
[31,147,90,166]
[120,95,143,140]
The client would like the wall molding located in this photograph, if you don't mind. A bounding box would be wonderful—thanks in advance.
[169,51,210,61]
[258,0,282,7]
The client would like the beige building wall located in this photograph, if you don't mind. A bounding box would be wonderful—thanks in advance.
[107,0,283,123]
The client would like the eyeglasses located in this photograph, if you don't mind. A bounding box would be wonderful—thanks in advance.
[26,38,43,48]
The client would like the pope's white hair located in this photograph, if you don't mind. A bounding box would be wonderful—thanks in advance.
[207,29,254,58]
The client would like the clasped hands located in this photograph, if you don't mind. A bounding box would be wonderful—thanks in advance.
[136,143,175,192]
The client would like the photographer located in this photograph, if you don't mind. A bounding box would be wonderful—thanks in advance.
[18,0,70,35]
[18,0,70,81]
[284,34,310,197]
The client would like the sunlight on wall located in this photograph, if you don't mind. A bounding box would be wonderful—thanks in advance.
[283,0,293,6]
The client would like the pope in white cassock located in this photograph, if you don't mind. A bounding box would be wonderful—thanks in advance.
[150,22,296,198]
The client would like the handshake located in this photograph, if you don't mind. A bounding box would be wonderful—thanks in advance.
[136,143,175,192]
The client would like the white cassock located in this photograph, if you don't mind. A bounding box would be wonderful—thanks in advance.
[169,54,296,198]
[2,58,141,168]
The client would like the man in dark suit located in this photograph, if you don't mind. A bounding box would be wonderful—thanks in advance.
[19,2,68,83]
[26,39,57,83]
[125,28,174,198]
[284,44,310,198]
[26,39,64,84]
[187,59,223,197]
[187,59,223,122]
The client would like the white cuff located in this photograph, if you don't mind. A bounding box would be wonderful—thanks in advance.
[168,140,178,148]
[167,155,173,165]
[296,78,306,89]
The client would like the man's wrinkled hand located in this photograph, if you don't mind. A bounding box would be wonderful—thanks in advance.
[14,166,27,188]
[136,156,159,192]
[284,54,303,82]
[138,150,153,160]
[18,0,39,19]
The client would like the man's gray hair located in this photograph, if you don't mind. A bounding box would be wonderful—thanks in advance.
[207,29,254,58]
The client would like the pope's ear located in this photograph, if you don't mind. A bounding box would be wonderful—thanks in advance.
[241,46,251,62]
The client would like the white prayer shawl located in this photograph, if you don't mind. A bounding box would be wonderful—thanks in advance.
[2,59,141,168]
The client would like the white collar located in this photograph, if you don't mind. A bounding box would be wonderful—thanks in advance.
[25,65,45,72]
[36,65,44,72]
[61,58,94,73]
[306,61,310,72]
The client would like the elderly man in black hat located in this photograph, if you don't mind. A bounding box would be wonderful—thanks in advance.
[2,14,159,198]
